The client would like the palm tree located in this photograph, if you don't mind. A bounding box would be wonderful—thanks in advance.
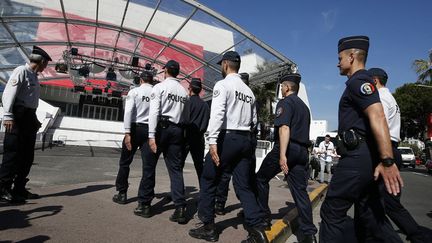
[412,50,432,84]
[251,61,279,140]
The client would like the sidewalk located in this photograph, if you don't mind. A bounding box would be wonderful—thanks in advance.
[0,145,323,242]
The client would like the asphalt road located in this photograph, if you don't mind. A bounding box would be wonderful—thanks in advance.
[1,145,324,242]
[397,167,432,229]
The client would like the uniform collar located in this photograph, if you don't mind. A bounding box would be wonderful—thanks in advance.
[378,87,389,92]
[165,77,179,82]
[345,69,368,86]
[140,83,152,87]
[225,73,240,79]
[25,63,36,74]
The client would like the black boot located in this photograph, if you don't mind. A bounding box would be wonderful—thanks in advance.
[242,226,269,243]
[300,235,317,243]
[215,201,226,215]
[169,206,187,224]
[134,202,151,218]
[12,188,40,200]
[189,223,219,242]
[112,191,127,204]
[0,187,13,202]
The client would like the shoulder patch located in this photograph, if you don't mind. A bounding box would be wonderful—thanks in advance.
[360,83,375,95]
[213,89,220,98]
[150,93,156,100]
[11,79,18,86]
[276,107,283,117]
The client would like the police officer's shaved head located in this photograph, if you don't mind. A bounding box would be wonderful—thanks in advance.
[280,73,301,93]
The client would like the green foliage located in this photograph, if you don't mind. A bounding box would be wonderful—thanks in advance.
[251,61,279,139]
[393,83,432,139]
[412,50,432,83]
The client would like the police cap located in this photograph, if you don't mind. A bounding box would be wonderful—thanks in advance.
[279,73,301,85]
[217,51,241,65]
[32,46,52,61]
[368,67,388,85]
[140,70,153,79]
[190,78,202,89]
[163,60,180,71]
[338,35,369,53]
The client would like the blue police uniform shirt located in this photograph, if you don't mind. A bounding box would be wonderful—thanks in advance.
[274,94,311,146]
[338,69,380,136]
[187,95,210,133]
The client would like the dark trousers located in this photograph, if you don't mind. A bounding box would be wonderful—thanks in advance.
[141,124,185,207]
[256,143,317,236]
[183,128,205,183]
[215,137,257,203]
[115,124,155,202]
[198,132,264,227]
[383,146,424,243]
[0,108,39,191]
[319,142,402,243]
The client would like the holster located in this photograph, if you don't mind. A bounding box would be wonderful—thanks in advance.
[336,129,364,156]
[158,116,170,129]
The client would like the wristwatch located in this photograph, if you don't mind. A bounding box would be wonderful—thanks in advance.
[381,158,395,167]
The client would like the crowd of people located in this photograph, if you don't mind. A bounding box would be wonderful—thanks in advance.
[0,34,428,243]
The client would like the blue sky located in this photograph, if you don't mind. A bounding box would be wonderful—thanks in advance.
[200,0,432,131]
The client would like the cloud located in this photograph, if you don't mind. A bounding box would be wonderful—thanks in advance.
[321,9,337,32]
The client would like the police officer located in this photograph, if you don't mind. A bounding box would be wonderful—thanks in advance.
[147,60,189,223]
[189,52,268,243]
[183,77,210,183]
[214,72,251,215]
[255,73,317,243]
[112,71,156,210]
[319,36,404,243]
[369,67,426,243]
[0,46,51,202]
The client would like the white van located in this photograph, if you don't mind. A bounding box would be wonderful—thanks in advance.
[397,147,416,168]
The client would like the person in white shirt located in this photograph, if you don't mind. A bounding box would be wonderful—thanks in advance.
[147,60,189,224]
[318,135,336,183]
[112,70,156,217]
[189,51,268,243]
[0,46,51,203]
[369,67,425,243]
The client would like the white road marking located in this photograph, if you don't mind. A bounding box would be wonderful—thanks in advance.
[412,172,430,177]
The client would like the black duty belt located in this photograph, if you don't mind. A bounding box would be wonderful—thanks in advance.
[133,122,148,127]
[391,141,399,148]
[222,129,251,136]
[13,105,36,113]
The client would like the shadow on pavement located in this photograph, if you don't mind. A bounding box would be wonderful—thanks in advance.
[41,184,113,198]
[0,205,62,231]
[16,235,51,243]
